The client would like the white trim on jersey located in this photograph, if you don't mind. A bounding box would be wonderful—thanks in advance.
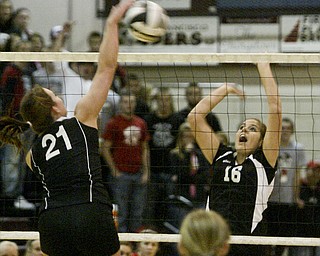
[30,149,50,209]
[216,150,233,162]
[75,118,93,202]
[56,116,71,122]
[251,155,274,233]
[206,196,210,211]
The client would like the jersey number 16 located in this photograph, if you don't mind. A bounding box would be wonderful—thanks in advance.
[223,165,242,183]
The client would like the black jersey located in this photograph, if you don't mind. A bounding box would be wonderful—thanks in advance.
[30,117,111,212]
[209,144,276,235]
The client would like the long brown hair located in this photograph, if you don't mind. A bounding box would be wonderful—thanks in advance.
[20,85,54,133]
[0,85,54,149]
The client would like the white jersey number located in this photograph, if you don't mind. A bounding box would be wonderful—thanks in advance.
[223,166,242,183]
[42,125,72,161]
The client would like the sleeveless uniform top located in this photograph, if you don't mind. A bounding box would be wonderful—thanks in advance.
[30,117,111,213]
[209,144,276,235]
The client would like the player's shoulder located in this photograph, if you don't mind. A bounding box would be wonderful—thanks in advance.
[217,144,234,158]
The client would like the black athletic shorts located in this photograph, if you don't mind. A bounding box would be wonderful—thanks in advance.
[38,202,120,256]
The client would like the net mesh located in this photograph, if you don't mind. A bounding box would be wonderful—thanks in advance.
[1,52,320,250]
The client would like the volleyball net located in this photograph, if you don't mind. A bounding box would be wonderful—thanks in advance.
[1,52,320,249]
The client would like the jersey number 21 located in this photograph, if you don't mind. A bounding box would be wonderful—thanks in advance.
[42,125,72,161]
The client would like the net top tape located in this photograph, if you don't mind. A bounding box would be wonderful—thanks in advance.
[0,52,320,64]
[1,231,320,246]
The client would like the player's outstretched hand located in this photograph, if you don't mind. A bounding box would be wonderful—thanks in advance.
[224,83,245,99]
[107,0,135,24]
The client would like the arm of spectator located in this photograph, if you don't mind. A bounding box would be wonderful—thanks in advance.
[295,167,305,208]
[49,21,74,52]
[168,150,181,183]
[141,141,150,184]
[101,139,121,178]
[26,151,31,169]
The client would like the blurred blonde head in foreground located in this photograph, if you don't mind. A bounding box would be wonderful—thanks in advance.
[179,209,230,256]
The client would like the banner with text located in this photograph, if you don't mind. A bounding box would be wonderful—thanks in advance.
[120,16,219,53]
[281,15,320,52]
[220,23,279,53]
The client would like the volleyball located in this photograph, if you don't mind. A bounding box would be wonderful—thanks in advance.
[123,0,169,43]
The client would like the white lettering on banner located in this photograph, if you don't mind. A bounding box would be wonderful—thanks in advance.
[220,23,279,53]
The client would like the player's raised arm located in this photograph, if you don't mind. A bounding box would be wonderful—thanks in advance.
[257,63,282,167]
[188,83,244,164]
[75,0,134,128]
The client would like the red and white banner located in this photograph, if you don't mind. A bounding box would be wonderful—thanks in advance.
[281,15,320,52]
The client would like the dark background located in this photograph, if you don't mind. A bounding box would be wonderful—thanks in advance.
[97,0,320,18]
[216,0,320,17]
[96,0,216,17]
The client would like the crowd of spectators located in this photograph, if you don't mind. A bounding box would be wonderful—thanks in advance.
[0,0,217,230]
[1,1,320,256]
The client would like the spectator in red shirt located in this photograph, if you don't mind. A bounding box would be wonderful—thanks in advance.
[102,90,150,232]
